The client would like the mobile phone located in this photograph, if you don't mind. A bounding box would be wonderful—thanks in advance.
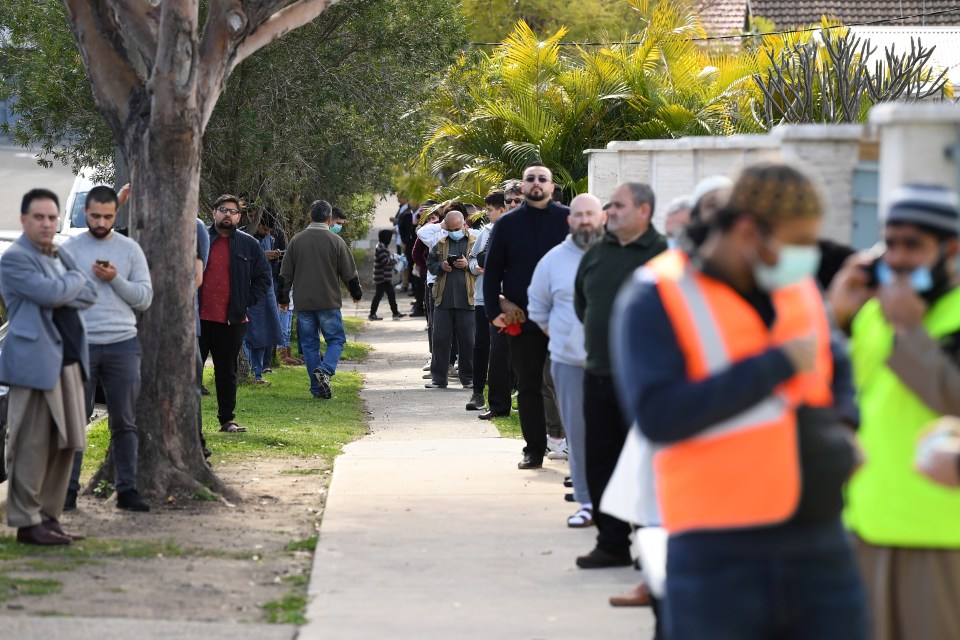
[446,254,459,267]
[96,259,110,267]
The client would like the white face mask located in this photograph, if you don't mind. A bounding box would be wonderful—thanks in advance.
[753,244,821,292]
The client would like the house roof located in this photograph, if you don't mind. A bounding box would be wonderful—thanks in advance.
[690,1,960,36]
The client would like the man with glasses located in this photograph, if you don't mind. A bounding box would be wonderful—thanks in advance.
[467,190,508,414]
[483,164,570,469]
[198,194,272,433]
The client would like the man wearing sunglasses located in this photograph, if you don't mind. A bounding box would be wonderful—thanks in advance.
[198,194,273,433]
[830,184,960,639]
[483,164,570,469]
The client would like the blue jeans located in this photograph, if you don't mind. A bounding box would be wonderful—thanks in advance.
[665,519,867,640]
[242,341,269,379]
[297,309,347,396]
[279,308,293,348]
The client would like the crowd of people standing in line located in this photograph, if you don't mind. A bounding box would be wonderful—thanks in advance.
[1,187,364,543]
[4,159,960,640]
[391,161,960,640]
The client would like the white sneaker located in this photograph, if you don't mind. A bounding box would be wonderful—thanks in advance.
[546,437,568,460]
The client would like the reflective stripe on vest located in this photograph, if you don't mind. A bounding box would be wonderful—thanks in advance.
[647,250,832,534]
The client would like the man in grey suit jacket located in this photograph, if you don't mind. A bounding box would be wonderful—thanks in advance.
[0,188,97,545]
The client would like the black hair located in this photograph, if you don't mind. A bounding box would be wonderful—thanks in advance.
[332,206,346,221]
[484,190,505,209]
[259,211,276,228]
[446,202,469,217]
[214,194,241,209]
[310,200,332,223]
[21,188,59,214]
[378,229,394,244]
[85,185,119,210]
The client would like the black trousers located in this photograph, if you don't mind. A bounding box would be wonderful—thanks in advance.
[583,372,633,556]
[542,356,564,439]
[197,342,206,450]
[370,281,399,316]
[508,328,549,457]
[471,306,490,394]
[426,284,435,352]
[486,323,512,415]
[199,321,247,426]
[411,273,425,312]
[430,307,474,386]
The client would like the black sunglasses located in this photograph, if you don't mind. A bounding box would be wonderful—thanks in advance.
[524,176,550,183]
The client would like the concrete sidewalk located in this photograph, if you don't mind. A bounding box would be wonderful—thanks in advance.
[302,318,653,639]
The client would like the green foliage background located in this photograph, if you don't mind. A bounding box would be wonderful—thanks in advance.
[0,0,464,242]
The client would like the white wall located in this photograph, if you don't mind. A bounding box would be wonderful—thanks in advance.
[871,103,960,220]
[585,125,867,242]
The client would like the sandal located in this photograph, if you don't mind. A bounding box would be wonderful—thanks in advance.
[219,422,247,433]
[567,507,594,529]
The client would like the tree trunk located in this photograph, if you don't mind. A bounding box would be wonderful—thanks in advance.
[124,121,230,500]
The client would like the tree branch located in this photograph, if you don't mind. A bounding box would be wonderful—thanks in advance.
[150,0,201,124]
[105,0,160,71]
[62,0,142,138]
[235,0,340,69]
[197,0,340,130]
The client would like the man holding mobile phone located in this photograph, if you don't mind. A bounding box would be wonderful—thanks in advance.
[830,184,960,639]
[62,185,153,512]
[425,210,476,389]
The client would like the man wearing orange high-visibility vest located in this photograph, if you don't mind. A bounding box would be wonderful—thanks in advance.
[611,162,866,640]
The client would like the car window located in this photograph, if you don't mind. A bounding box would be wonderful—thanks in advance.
[71,192,89,229]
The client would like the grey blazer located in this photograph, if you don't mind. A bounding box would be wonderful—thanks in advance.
[0,235,97,390]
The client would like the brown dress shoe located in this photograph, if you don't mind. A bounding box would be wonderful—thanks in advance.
[17,523,71,546]
[44,519,86,541]
[609,582,653,607]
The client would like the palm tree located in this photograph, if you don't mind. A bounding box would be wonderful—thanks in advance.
[421,0,761,201]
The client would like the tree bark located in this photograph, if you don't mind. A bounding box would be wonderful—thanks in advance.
[129,120,231,499]
[64,0,341,501]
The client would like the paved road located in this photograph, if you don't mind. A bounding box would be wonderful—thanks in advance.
[0,141,77,230]
[303,198,653,638]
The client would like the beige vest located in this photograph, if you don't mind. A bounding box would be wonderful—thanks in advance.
[433,235,477,307]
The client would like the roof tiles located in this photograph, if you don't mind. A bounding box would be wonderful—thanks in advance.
[690,1,960,36]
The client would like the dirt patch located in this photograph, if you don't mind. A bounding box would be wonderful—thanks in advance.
[1,457,329,622]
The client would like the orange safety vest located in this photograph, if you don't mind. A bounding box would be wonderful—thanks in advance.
[647,250,834,534]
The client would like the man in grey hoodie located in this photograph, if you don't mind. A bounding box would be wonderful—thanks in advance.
[527,194,606,529]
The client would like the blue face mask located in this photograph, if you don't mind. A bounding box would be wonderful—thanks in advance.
[876,261,933,292]
[330,224,343,235]
[448,230,465,241]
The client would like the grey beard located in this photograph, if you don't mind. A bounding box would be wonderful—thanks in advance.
[572,227,604,249]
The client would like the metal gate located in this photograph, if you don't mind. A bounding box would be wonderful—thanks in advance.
[851,161,880,250]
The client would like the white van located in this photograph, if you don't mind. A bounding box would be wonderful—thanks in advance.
[61,168,97,235]
[61,168,128,235]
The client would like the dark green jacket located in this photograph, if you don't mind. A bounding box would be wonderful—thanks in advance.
[574,226,667,376]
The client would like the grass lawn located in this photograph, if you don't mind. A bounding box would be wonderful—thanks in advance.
[82,365,368,475]
[490,392,521,439]
[201,367,367,463]
[66,331,373,623]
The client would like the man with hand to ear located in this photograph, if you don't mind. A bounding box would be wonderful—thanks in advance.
[831,184,960,640]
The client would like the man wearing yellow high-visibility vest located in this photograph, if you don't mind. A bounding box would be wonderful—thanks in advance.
[613,162,866,639]
[830,184,960,640]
